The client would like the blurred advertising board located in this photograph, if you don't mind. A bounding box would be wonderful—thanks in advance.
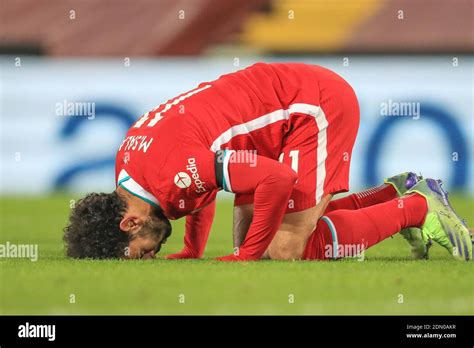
[1,56,472,194]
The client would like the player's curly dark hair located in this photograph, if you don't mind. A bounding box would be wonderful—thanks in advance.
[63,192,129,259]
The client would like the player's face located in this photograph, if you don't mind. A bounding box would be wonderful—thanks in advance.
[127,207,172,259]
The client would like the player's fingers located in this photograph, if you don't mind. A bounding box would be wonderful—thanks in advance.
[165,253,184,259]
[216,254,240,261]
[166,252,194,259]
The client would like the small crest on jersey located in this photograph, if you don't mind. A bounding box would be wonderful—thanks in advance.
[174,172,192,189]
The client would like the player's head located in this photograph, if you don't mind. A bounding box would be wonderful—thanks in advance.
[63,190,171,259]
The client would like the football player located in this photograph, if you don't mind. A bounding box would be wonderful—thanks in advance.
[64,63,471,261]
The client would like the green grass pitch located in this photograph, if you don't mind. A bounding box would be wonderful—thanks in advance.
[0,194,473,315]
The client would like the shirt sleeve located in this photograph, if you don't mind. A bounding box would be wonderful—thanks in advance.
[149,146,219,219]
[181,200,216,257]
[215,150,298,261]
[159,147,297,261]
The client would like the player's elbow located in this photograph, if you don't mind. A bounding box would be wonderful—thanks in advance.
[277,165,298,188]
[264,166,297,200]
[288,168,298,184]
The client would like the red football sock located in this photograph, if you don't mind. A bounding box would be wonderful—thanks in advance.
[303,193,427,260]
[325,184,398,213]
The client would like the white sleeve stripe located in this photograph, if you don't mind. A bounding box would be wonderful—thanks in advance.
[117,169,159,206]
[210,103,320,152]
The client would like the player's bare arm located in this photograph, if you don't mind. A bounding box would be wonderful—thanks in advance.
[235,195,333,260]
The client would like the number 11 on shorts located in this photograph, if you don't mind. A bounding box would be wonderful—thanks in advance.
[279,150,299,179]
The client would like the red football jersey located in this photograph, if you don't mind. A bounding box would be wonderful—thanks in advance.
[115,63,338,220]
[114,62,361,261]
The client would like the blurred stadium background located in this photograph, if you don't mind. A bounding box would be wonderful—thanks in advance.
[0,0,473,199]
[0,0,472,196]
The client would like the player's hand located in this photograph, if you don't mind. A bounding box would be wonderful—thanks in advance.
[216,254,241,261]
[166,248,198,259]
